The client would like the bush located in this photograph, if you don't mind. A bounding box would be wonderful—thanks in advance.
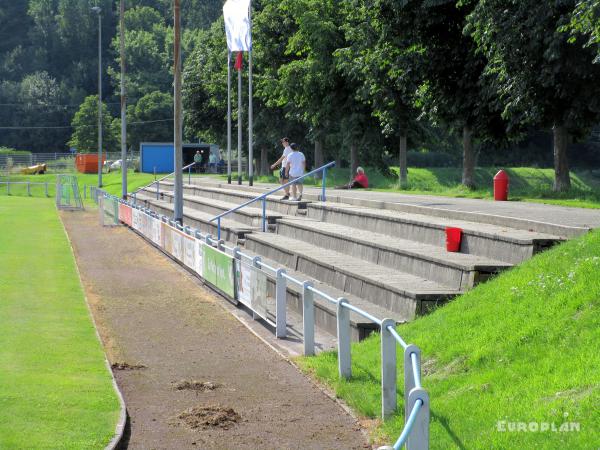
[0,147,32,155]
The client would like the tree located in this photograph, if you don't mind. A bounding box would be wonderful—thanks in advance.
[69,95,119,153]
[377,0,508,188]
[127,91,173,152]
[564,0,600,63]
[468,0,600,191]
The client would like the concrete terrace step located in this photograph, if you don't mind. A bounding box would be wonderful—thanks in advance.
[139,188,283,229]
[244,233,462,319]
[239,249,407,341]
[159,181,309,216]
[275,217,512,289]
[135,193,255,242]
[306,202,563,265]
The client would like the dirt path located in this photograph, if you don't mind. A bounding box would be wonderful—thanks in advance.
[61,210,369,450]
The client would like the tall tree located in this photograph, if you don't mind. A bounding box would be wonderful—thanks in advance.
[468,0,600,191]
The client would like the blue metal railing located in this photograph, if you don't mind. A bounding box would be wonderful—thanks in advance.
[209,161,335,239]
[99,187,429,449]
[131,161,197,201]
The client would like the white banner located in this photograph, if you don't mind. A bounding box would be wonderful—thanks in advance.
[151,217,162,246]
[223,0,251,51]
[183,234,196,270]
[195,240,204,277]
[132,208,142,231]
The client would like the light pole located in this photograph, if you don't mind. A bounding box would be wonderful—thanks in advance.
[91,6,103,188]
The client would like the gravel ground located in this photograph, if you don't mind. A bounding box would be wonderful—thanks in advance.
[61,209,369,450]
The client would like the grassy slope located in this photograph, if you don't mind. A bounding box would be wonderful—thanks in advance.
[242,167,600,208]
[0,197,120,448]
[297,230,600,449]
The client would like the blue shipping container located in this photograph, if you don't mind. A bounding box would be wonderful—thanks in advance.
[140,143,174,173]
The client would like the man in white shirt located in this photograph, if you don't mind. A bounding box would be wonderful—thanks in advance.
[270,137,293,200]
[285,143,306,201]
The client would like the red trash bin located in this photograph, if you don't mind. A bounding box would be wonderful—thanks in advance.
[446,227,462,252]
[493,169,509,201]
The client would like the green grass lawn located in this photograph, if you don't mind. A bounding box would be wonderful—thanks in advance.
[297,230,600,449]
[0,197,120,448]
[225,166,600,208]
[0,170,156,205]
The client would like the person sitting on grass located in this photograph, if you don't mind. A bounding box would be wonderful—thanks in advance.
[335,166,369,189]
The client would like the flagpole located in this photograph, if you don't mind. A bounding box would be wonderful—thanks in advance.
[237,53,242,185]
[248,2,253,186]
[227,51,232,184]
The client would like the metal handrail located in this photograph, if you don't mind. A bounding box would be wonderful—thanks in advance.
[99,189,429,449]
[209,161,335,239]
[131,161,196,197]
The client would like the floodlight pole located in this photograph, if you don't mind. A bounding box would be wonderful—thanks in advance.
[248,3,253,186]
[237,56,242,185]
[173,0,183,224]
[92,6,103,188]
[120,0,127,199]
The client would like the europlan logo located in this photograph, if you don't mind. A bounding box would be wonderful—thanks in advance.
[496,413,580,433]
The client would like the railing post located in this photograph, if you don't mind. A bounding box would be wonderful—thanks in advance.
[205,234,212,246]
[407,389,430,450]
[217,239,225,252]
[275,268,287,338]
[302,281,315,356]
[7,181,10,196]
[83,184,87,199]
[188,165,191,184]
[27,181,31,196]
[45,182,49,197]
[156,180,160,200]
[380,319,397,419]
[262,197,267,232]
[321,167,327,202]
[217,217,221,240]
[251,255,261,320]
[404,345,422,418]
[336,297,351,379]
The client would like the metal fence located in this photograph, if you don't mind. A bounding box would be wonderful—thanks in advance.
[0,180,51,197]
[97,190,430,450]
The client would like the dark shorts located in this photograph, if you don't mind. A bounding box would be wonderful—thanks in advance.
[279,167,289,180]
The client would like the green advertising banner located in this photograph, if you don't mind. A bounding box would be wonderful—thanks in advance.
[203,245,235,298]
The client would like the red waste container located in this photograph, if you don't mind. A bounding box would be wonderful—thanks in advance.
[493,169,509,201]
[446,227,462,252]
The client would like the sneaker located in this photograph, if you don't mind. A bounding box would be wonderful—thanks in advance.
[297,195,302,201]
[289,197,298,201]
[281,194,289,200]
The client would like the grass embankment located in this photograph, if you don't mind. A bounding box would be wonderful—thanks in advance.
[229,167,600,208]
[0,197,120,448]
[297,230,600,449]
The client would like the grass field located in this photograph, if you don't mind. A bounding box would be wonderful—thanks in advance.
[0,197,120,448]
[0,170,156,205]
[297,230,600,448]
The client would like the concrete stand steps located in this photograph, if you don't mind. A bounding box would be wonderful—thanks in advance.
[239,250,407,340]
[135,193,255,242]
[245,233,462,318]
[139,188,283,229]
[158,181,309,216]
[306,202,562,264]
[275,217,512,289]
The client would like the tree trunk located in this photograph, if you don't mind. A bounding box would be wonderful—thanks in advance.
[462,125,475,189]
[314,139,324,168]
[350,141,358,176]
[553,124,571,192]
[260,146,268,176]
[399,133,407,188]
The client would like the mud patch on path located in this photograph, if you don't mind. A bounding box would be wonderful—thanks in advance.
[111,362,147,371]
[177,405,240,430]
[174,380,219,392]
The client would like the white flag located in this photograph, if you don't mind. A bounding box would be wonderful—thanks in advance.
[223,0,252,52]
